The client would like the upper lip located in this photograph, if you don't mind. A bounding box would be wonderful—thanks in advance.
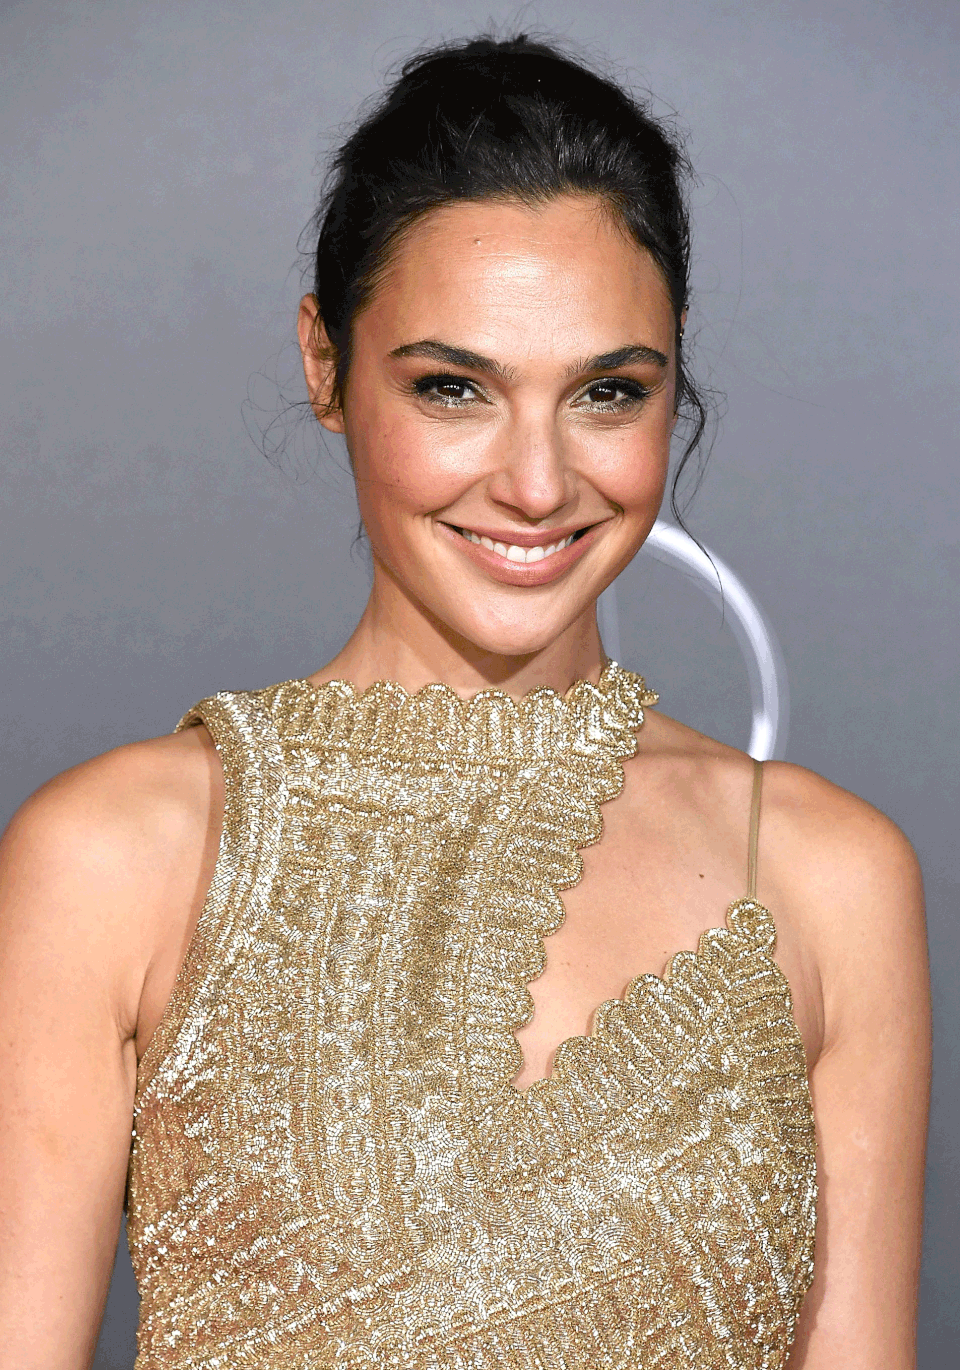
[444,522,597,547]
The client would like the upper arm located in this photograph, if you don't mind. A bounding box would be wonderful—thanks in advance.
[0,733,218,1370]
[767,771,931,1368]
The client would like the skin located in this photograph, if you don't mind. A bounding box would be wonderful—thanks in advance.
[0,194,929,1368]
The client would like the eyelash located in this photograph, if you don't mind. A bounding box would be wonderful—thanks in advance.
[575,377,652,412]
[410,373,652,412]
[411,375,483,408]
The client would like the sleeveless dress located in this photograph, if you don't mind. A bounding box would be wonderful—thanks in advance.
[126,664,817,1369]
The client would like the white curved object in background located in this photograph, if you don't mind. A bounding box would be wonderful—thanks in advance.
[598,519,789,761]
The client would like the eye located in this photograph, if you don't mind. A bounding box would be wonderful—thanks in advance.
[411,373,484,408]
[575,377,651,412]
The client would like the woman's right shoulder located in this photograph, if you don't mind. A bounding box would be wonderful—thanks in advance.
[3,723,222,867]
[0,725,225,1045]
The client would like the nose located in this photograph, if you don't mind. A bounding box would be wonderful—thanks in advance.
[485,411,575,522]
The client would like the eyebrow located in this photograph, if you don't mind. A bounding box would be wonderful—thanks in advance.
[389,340,517,380]
[566,343,669,374]
[389,338,668,379]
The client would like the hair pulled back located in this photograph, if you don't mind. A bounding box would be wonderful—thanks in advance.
[310,34,709,519]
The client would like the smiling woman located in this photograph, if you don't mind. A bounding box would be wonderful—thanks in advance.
[298,195,677,661]
[0,32,929,1370]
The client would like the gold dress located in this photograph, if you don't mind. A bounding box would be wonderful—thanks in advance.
[127,665,816,1368]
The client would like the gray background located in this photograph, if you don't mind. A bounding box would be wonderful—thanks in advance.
[0,0,956,1363]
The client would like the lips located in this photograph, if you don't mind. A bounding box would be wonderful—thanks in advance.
[455,527,579,564]
[441,521,599,584]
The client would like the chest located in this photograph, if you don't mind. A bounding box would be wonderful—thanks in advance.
[279,739,819,1105]
[510,754,822,1085]
[128,679,819,1367]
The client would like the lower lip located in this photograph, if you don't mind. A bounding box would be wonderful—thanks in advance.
[439,523,601,586]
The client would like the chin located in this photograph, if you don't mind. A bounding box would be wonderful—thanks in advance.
[441,609,582,661]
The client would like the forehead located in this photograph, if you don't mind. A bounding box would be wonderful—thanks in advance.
[359,194,674,358]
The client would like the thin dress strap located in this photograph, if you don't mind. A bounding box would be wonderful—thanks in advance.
[747,758,764,899]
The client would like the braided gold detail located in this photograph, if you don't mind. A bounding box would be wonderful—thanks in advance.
[127,664,816,1368]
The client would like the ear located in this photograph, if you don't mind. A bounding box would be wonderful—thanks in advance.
[297,294,345,433]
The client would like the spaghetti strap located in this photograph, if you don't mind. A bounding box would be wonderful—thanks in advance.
[747,758,763,899]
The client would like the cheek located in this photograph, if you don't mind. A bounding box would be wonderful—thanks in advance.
[346,405,487,524]
[581,420,672,518]
[343,416,456,567]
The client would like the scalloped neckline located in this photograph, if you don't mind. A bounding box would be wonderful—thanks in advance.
[296,660,647,709]
[277,665,795,1137]
[287,662,658,766]
[509,895,779,1099]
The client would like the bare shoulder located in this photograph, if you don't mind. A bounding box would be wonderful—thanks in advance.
[757,759,925,1031]
[0,725,223,1038]
[0,728,225,1363]
[2,724,220,878]
[642,710,925,1031]
[637,708,759,826]
[646,708,920,896]
[757,758,922,922]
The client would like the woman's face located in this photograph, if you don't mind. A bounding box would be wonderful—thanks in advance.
[304,194,678,658]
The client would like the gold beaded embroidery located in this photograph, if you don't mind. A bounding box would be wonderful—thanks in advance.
[127,664,816,1368]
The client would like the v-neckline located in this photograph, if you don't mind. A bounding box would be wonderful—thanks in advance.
[280,665,805,1183]
[506,892,773,1098]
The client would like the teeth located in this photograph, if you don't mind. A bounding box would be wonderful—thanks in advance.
[459,529,579,563]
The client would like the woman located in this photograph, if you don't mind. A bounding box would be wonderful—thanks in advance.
[0,33,929,1370]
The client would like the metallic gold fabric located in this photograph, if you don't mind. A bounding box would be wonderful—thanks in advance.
[127,664,816,1368]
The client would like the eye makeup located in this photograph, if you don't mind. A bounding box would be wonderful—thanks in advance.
[408,371,654,413]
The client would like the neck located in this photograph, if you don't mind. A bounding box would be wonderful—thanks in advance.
[310,560,608,700]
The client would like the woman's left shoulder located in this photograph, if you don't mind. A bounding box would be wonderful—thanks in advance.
[759,759,921,899]
[757,760,926,1037]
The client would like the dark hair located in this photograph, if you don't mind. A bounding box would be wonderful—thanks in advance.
[308,33,711,521]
